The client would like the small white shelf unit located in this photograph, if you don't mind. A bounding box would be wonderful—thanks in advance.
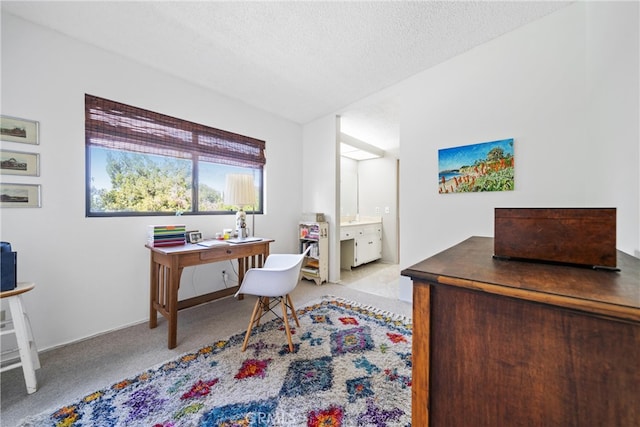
[299,221,328,285]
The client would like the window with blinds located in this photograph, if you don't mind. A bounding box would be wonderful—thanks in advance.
[85,94,265,217]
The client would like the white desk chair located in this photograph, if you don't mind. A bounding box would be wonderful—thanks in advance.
[0,282,40,394]
[235,247,310,352]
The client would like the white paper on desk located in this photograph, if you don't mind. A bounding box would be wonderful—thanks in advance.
[197,240,228,247]
[226,237,263,244]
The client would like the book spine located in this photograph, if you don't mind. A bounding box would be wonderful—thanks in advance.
[148,238,186,247]
[147,225,187,246]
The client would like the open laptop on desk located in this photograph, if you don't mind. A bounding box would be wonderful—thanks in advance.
[226,237,263,244]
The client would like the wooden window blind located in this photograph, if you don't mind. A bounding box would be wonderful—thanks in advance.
[85,94,266,168]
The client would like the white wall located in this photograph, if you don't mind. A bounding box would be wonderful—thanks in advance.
[301,115,340,282]
[398,1,639,300]
[585,1,640,256]
[1,14,303,350]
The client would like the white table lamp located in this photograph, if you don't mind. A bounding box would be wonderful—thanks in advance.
[224,173,256,238]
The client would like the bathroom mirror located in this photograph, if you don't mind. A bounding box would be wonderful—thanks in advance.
[340,157,358,219]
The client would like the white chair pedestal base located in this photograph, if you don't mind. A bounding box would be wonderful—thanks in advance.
[1,282,40,394]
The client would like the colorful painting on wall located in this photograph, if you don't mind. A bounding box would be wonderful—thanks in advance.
[438,138,514,194]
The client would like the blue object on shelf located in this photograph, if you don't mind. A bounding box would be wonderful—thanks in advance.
[1,241,17,291]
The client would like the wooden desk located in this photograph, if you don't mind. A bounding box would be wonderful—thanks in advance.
[146,239,272,349]
[402,236,639,427]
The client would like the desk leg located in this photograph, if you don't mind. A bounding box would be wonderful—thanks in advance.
[238,258,245,282]
[167,266,182,349]
[237,258,245,300]
[149,257,158,329]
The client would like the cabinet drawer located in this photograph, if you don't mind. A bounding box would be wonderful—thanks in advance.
[199,243,267,261]
[340,228,357,241]
[341,223,381,241]
[361,224,382,236]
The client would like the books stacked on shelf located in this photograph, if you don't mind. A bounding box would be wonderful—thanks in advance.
[301,247,320,276]
[300,223,320,240]
[305,259,320,269]
[148,225,186,247]
[301,242,319,257]
[301,266,319,276]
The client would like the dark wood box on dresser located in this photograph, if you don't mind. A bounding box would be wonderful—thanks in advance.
[401,236,640,427]
[494,208,617,268]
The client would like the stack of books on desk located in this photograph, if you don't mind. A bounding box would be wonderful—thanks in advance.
[147,225,186,247]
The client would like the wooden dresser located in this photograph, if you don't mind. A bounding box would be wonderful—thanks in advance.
[402,236,639,426]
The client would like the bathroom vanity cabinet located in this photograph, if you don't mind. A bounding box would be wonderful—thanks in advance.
[340,220,382,269]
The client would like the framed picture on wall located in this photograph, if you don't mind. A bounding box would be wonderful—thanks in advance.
[438,138,515,194]
[1,149,40,176]
[0,115,39,145]
[0,183,41,208]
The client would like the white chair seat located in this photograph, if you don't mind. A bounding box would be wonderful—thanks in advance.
[235,247,310,352]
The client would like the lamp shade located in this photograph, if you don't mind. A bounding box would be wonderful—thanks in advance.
[224,173,255,208]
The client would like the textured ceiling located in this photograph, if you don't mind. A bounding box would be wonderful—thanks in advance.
[2,1,570,152]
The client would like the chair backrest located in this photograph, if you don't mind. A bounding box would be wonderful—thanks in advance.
[235,247,311,298]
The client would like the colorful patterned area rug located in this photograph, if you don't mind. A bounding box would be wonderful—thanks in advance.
[20,297,412,427]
